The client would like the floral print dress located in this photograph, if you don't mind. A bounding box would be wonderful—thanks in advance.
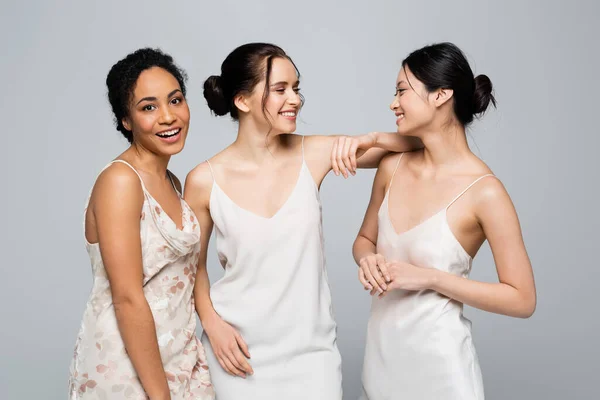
[69,160,214,400]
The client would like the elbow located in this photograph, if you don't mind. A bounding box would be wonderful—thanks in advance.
[514,294,537,319]
[522,298,537,319]
[113,291,148,314]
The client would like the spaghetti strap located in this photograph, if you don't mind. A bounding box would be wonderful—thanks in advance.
[205,160,216,183]
[108,159,149,193]
[167,170,182,197]
[83,160,148,245]
[386,153,405,195]
[301,136,305,161]
[446,174,496,209]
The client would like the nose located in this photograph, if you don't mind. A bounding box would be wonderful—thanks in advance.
[159,105,176,124]
[390,96,399,112]
[288,89,301,106]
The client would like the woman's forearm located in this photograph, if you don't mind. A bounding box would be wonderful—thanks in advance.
[114,298,170,400]
[353,236,378,265]
[371,132,423,153]
[194,266,220,329]
[428,269,536,318]
[354,133,423,169]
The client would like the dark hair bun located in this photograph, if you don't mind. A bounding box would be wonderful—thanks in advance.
[473,74,497,115]
[203,75,229,116]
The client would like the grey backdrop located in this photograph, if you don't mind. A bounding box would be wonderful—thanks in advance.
[1,0,598,399]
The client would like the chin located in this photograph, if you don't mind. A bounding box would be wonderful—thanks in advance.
[158,140,186,156]
[271,123,296,135]
[396,126,410,136]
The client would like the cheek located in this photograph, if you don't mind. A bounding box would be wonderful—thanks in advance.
[400,96,416,113]
[265,95,285,115]
[177,104,190,124]
[132,113,156,134]
[402,96,427,119]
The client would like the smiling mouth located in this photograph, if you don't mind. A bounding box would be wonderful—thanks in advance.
[279,111,297,117]
[156,128,180,138]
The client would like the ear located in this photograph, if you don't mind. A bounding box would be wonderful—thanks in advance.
[122,117,132,132]
[233,93,250,114]
[433,88,453,108]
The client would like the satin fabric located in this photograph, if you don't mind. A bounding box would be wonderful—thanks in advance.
[361,154,491,400]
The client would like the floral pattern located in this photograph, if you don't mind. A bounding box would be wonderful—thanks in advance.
[69,161,214,399]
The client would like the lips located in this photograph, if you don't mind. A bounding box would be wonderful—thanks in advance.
[395,113,405,125]
[279,110,297,119]
[156,128,180,138]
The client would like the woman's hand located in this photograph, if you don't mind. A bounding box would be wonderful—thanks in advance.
[203,314,253,378]
[331,133,377,178]
[358,252,390,294]
[378,261,436,296]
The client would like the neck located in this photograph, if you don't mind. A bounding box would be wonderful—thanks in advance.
[231,119,287,164]
[124,143,171,176]
[419,122,472,168]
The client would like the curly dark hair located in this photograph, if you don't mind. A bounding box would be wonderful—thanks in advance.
[106,48,188,143]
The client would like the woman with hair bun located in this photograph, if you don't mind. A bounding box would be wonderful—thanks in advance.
[184,42,421,399]
[69,48,214,400]
[354,42,537,400]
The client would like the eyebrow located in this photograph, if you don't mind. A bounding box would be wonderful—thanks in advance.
[136,89,182,105]
[396,80,407,87]
[270,80,300,87]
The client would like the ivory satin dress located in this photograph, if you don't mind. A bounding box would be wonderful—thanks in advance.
[361,154,492,400]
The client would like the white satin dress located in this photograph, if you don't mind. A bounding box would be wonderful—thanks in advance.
[360,154,493,400]
[202,139,343,400]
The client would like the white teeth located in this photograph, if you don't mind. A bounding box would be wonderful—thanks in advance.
[280,112,296,117]
[157,128,180,137]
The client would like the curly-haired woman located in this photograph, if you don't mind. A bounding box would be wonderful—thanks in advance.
[68,48,214,400]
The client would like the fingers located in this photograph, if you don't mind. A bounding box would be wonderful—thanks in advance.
[331,137,340,176]
[216,354,243,378]
[358,268,372,290]
[336,137,349,178]
[377,255,391,282]
[362,260,385,294]
[331,136,362,178]
[209,323,253,379]
[349,141,359,172]
[342,138,355,176]
[232,352,253,376]
[235,332,251,359]
[368,258,388,292]
[222,355,247,378]
[216,357,230,375]
[234,333,253,375]
[379,280,395,297]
